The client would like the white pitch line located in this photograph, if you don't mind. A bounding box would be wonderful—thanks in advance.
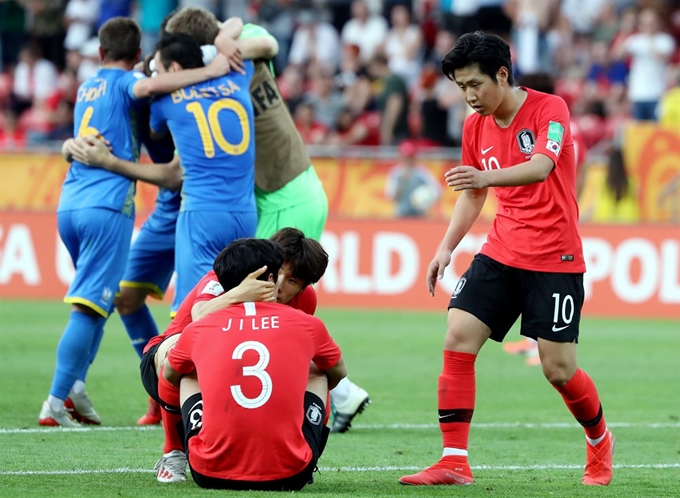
[2,422,679,435]
[1,464,679,476]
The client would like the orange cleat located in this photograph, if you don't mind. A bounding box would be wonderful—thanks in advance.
[137,397,162,425]
[503,338,538,356]
[583,430,615,486]
[399,457,473,486]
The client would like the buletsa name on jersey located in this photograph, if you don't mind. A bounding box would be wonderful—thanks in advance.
[516,129,535,154]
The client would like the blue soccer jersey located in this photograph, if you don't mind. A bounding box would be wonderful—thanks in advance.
[150,62,256,212]
[58,68,147,217]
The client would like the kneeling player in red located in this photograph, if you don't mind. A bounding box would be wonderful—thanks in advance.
[142,228,329,483]
[399,33,613,487]
[164,238,346,490]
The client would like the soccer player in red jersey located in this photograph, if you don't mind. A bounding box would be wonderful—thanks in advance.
[399,33,613,487]
[141,228,328,482]
[502,72,590,366]
[164,238,346,491]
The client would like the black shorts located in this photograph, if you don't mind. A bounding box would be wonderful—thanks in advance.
[139,338,181,414]
[182,391,329,491]
[448,254,584,343]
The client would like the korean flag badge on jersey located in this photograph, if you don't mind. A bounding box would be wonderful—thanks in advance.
[545,121,564,156]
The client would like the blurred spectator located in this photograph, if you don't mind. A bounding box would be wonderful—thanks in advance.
[581,145,640,223]
[609,6,638,56]
[413,65,455,146]
[76,37,100,83]
[366,54,410,145]
[10,41,58,116]
[256,0,295,75]
[560,0,610,35]
[29,0,68,70]
[0,109,26,149]
[476,0,512,38]
[441,0,480,35]
[327,108,381,146]
[304,65,345,130]
[139,0,177,56]
[340,0,388,64]
[293,101,328,145]
[64,0,99,53]
[288,9,341,70]
[0,0,27,71]
[382,4,422,88]
[658,68,680,128]
[616,7,676,121]
[384,140,442,218]
[504,0,561,74]
[278,65,305,114]
[583,41,627,104]
[97,0,132,30]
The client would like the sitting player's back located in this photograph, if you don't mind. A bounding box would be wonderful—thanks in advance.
[169,301,340,481]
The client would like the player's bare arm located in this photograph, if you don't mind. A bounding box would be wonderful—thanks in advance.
[191,266,277,321]
[426,188,487,296]
[446,154,553,191]
[132,52,231,99]
[323,357,348,391]
[69,136,183,191]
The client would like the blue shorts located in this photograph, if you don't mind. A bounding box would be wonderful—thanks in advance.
[171,210,257,313]
[58,208,134,318]
[120,211,176,300]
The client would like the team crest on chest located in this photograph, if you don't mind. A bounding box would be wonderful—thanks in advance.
[516,129,535,154]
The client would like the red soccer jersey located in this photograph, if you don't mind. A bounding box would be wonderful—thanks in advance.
[143,271,223,353]
[287,285,317,315]
[461,87,585,272]
[168,302,341,481]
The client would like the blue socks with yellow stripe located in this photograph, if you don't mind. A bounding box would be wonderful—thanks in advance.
[120,304,159,358]
[50,311,103,400]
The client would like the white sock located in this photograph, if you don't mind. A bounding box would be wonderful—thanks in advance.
[586,430,607,446]
[47,395,65,413]
[330,377,354,406]
[71,380,86,395]
[443,448,468,457]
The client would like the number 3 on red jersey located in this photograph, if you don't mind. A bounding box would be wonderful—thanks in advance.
[231,341,272,409]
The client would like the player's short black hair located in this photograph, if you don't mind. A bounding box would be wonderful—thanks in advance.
[441,31,514,85]
[156,33,204,71]
[269,228,328,288]
[517,72,555,95]
[213,239,284,293]
[99,17,141,63]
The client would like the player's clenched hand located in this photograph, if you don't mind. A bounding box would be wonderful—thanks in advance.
[445,166,488,191]
[426,249,451,297]
[233,266,277,303]
[70,135,114,169]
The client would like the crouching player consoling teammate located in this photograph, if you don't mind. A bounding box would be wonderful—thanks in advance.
[142,228,331,483]
[400,32,613,487]
[164,238,346,490]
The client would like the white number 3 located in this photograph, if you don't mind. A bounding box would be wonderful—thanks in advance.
[231,341,272,409]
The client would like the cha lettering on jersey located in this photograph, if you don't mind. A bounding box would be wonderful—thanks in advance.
[171,80,242,104]
[222,316,280,332]
[77,79,107,103]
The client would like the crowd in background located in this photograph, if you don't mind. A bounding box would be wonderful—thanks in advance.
[0,0,678,220]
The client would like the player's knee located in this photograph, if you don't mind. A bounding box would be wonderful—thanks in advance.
[541,361,574,387]
[116,289,145,316]
[444,308,490,354]
[71,303,100,317]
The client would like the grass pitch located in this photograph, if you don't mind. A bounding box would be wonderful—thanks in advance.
[1,300,678,497]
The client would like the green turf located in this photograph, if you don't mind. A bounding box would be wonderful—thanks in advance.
[1,300,678,497]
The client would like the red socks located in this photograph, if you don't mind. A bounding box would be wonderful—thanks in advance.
[554,368,607,440]
[438,351,477,451]
[158,368,183,453]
